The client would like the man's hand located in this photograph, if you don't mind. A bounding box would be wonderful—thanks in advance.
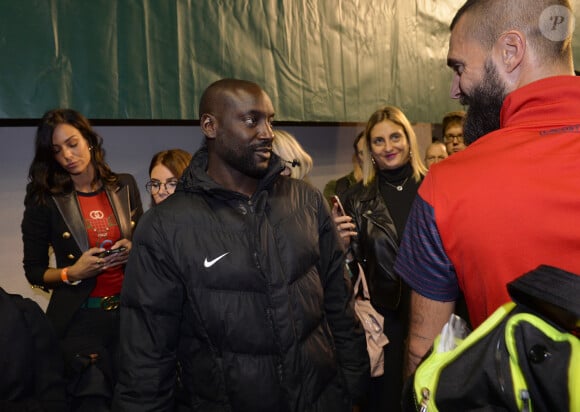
[404,291,455,379]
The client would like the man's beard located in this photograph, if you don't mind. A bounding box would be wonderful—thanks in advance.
[218,138,271,180]
[461,59,507,144]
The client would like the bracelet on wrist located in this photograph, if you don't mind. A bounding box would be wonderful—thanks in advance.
[60,267,81,286]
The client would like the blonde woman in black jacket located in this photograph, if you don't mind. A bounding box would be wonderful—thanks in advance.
[336,105,427,412]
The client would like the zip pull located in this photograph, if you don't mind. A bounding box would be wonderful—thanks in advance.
[520,389,530,412]
[419,387,430,412]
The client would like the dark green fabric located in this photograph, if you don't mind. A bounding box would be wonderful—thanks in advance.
[0,1,532,121]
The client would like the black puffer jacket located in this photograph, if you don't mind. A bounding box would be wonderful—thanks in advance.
[114,148,369,412]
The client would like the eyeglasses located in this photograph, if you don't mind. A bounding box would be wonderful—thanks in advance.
[145,179,178,194]
[443,134,464,143]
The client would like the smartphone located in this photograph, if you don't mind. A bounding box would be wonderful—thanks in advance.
[332,195,346,216]
[95,246,127,259]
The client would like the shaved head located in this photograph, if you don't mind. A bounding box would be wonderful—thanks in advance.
[199,78,265,119]
[451,0,574,64]
[198,78,276,195]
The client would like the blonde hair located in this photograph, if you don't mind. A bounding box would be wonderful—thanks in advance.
[361,105,427,186]
[272,130,313,180]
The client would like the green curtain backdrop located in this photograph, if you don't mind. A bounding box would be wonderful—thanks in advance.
[1,0,579,122]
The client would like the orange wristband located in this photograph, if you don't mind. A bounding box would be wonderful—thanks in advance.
[60,267,81,285]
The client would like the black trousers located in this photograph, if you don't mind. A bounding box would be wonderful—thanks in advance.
[60,307,120,412]
[361,308,405,412]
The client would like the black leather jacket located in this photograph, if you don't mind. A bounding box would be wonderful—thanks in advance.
[344,179,403,312]
[21,174,143,337]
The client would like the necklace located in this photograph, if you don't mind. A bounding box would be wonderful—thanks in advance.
[384,177,409,192]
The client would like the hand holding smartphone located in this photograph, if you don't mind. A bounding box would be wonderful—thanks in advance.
[94,246,127,259]
[331,195,356,250]
[332,195,346,216]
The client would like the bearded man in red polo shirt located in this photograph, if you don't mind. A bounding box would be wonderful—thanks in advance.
[395,0,580,378]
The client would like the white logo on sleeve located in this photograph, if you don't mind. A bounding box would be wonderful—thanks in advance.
[203,252,230,268]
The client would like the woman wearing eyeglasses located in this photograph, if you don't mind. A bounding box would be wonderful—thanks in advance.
[442,110,467,154]
[334,105,427,412]
[146,149,192,206]
[21,108,143,411]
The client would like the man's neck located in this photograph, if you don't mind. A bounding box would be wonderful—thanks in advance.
[206,165,258,198]
[513,59,574,91]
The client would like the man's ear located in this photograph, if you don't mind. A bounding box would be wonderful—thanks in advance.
[200,114,217,138]
[496,30,525,73]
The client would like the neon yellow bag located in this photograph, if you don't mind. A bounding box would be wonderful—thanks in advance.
[405,265,580,412]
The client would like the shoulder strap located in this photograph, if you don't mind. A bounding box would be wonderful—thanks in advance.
[353,263,371,300]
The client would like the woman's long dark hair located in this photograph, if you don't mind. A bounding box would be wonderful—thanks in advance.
[25,109,118,206]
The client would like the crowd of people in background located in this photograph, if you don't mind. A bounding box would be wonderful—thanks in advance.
[5,0,579,411]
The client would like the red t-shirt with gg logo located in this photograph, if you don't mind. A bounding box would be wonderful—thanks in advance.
[78,190,124,297]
